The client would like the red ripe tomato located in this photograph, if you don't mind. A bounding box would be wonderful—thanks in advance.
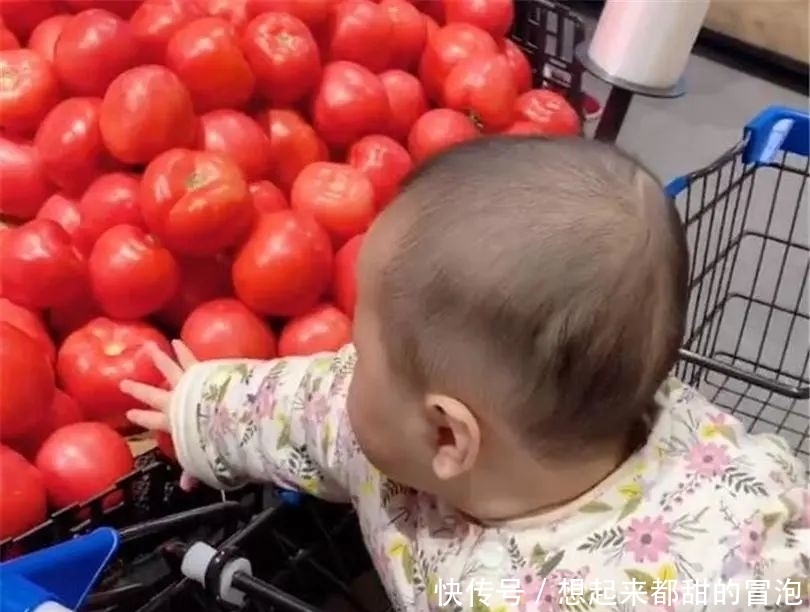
[155,431,176,461]
[200,110,272,182]
[27,15,70,63]
[53,10,141,97]
[443,0,513,38]
[49,293,101,342]
[348,135,412,209]
[0,322,55,441]
[0,137,53,221]
[100,66,198,165]
[332,233,362,316]
[233,211,333,316]
[259,109,327,194]
[278,304,352,356]
[0,445,48,540]
[89,225,180,320]
[242,12,321,106]
[380,0,426,71]
[57,318,170,429]
[34,97,106,196]
[444,53,517,131]
[36,194,81,243]
[0,219,85,309]
[503,38,531,94]
[502,120,550,136]
[75,173,144,254]
[63,0,141,18]
[156,254,232,331]
[407,108,479,164]
[418,23,497,104]
[379,70,428,143]
[0,25,17,51]
[291,162,376,246]
[312,61,390,150]
[130,0,206,64]
[181,298,277,360]
[0,298,55,364]
[245,0,332,31]
[140,149,254,256]
[514,89,580,137]
[0,49,60,136]
[166,17,255,113]
[9,389,84,461]
[424,13,440,41]
[0,1,59,41]
[415,0,444,24]
[327,0,392,73]
[35,422,134,509]
[198,0,249,31]
[250,180,288,214]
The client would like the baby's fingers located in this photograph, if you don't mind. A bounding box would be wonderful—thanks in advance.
[172,340,198,370]
[126,408,169,432]
[144,342,184,386]
[120,379,171,411]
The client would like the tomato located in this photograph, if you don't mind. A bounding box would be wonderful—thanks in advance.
[424,13,440,41]
[27,15,70,63]
[312,61,390,150]
[347,135,412,209]
[34,97,107,196]
[9,390,84,461]
[53,10,141,97]
[35,422,134,509]
[332,233,362,316]
[242,12,321,107]
[327,0,392,73]
[0,49,60,136]
[0,298,55,364]
[414,0,444,24]
[0,24,18,49]
[444,53,517,131]
[291,162,375,246]
[0,0,59,41]
[36,194,82,243]
[0,445,47,540]
[418,23,497,104]
[380,0,426,71]
[155,431,176,461]
[278,304,352,356]
[245,0,331,31]
[0,219,85,309]
[0,323,54,441]
[166,17,255,112]
[48,293,101,341]
[156,254,232,331]
[140,149,254,256]
[63,0,141,18]
[233,211,333,316]
[198,0,249,31]
[200,110,272,182]
[378,70,428,144]
[258,109,327,194]
[407,108,479,164]
[502,120,550,136]
[0,137,53,221]
[75,173,144,254]
[100,65,198,165]
[57,318,170,429]
[250,180,288,214]
[514,88,581,137]
[130,0,206,64]
[89,225,180,320]
[443,0,513,38]
[502,38,531,94]
[181,298,277,360]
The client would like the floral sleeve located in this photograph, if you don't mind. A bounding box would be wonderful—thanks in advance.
[168,344,358,503]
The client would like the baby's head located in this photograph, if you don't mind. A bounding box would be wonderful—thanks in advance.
[346,137,689,515]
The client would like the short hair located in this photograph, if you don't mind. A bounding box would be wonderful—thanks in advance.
[376,136,689,457]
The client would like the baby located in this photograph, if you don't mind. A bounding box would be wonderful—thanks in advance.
[122,137,809,612]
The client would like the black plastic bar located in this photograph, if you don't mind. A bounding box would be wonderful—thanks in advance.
[231,572,322,612]
[594,86,633,142]
[118,501,245,543]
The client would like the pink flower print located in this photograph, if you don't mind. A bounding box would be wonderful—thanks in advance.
[709,412,730,426]
[307,392,330,425]
[735,514,766,563]
[624,516,672,563]
[207,402,238,440]
[253,378,277,420]
[686,442,731,477]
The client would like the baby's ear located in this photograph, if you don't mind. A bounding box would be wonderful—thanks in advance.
[424,394,480,480]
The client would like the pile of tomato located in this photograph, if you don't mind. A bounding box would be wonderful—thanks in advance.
[0,0,580,543]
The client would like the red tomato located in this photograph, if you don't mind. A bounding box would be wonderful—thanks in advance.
[0,219,85,309]
[0,323,54,441]
[379,70,428,143]
[312,61,390,150]
[0,137,53,221]
[34,97,106,196]
[27,15,70,63]
[242,12,320,107]
[0,0,59,41]
[75,173,144,254]
[181,298,277,360]
[99,65,198,165]
[48,293,102,341]
[332,233,362,316]
[0,445,48,540]
[424,13,440,41]
[245,0,331,30]
[0,24,18,49]
[9,389,84,461]
[155,431,176,461]
[415,0,444,24]
[200,110,272,182]
[278,304,352,356]
[53,10,141,97]
[156,254,232,331]
[63,0,141,18]
[291,162,376,246]
[418,23,497,104]
[327,0,392,73]
[444,53,517,131]
[250,180,288,214]
[140,149,253,256]
[0,298,55,364]
[443,0,513,38]
[36,194,82,242]
[130,0,206,64]
[380,0,426,71]
[407,108,479,164]
[233,211,333,316]
[89,225,180,320]
[348,135,412,209]
[514,88,581,136]
[502,38,531,93]
[57,318,170,429]
[258,109,327,194]
[166,17,255,112]
[502,120,550,136]
[35,422,134,509]
[198,0,249,31]
[0,49,60,136]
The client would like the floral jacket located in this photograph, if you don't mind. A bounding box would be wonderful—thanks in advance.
[170,345,810,612]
